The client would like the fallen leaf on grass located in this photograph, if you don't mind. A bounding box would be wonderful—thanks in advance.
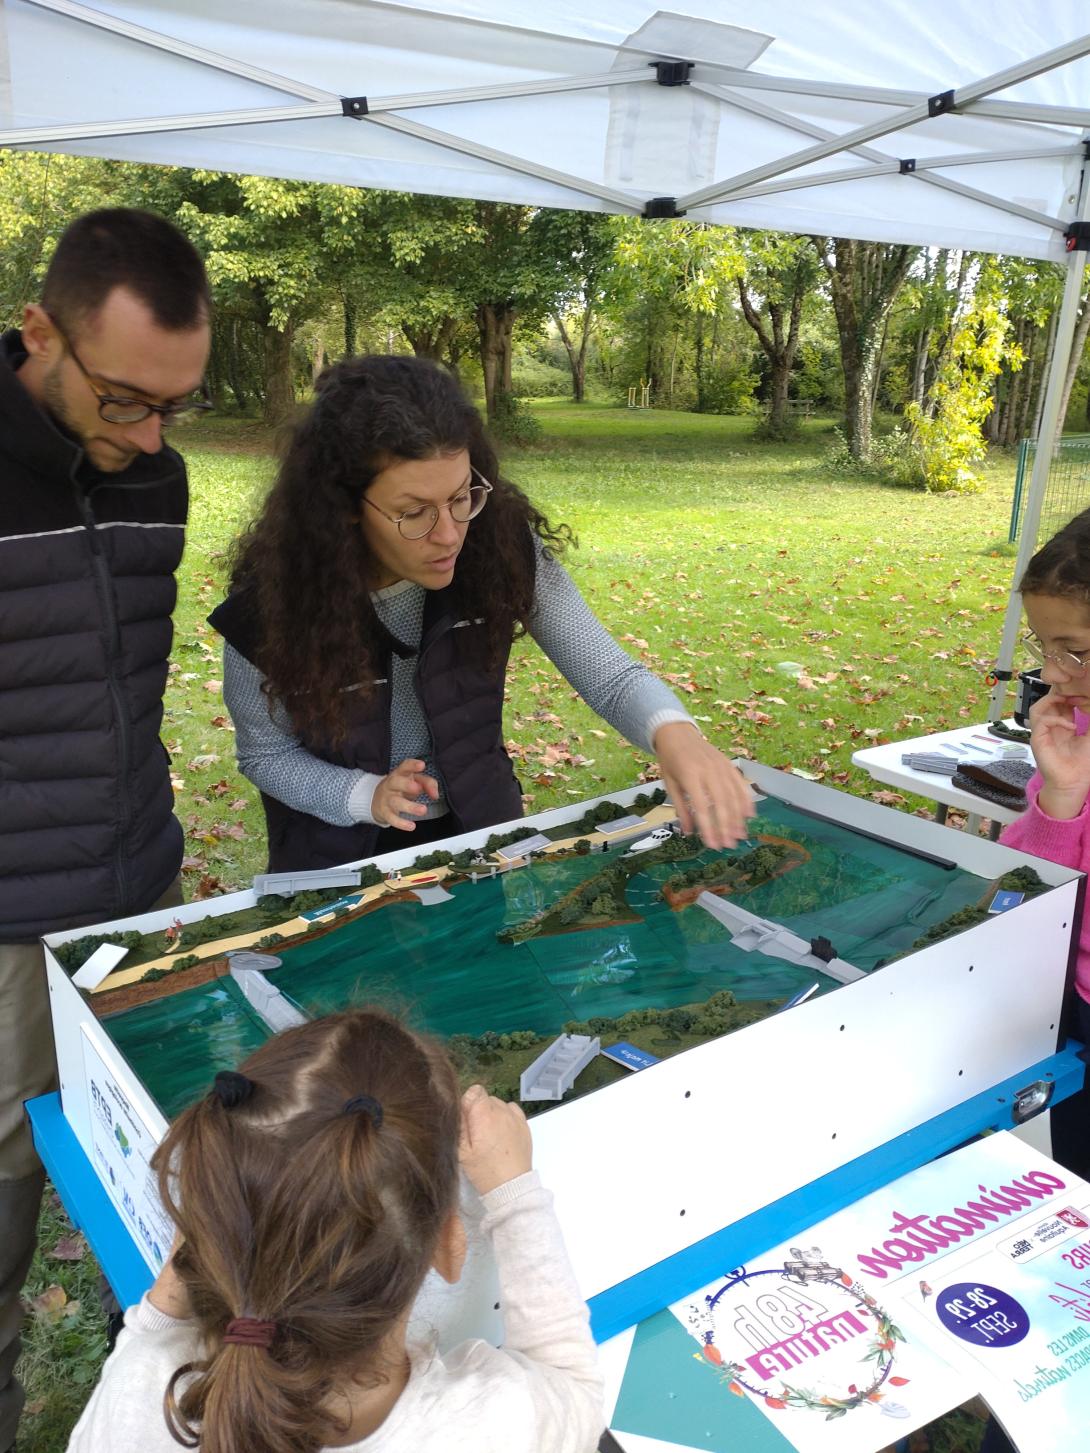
[29,1284,69,1324]
[48,1234,88,1262]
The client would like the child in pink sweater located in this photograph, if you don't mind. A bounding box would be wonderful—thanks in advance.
[999,508,1090,1175]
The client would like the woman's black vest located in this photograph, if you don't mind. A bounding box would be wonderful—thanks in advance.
[209,584,524,872]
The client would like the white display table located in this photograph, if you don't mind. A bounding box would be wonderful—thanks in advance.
[852,722,1034,839]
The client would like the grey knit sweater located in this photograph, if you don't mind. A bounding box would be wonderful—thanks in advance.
[223,540,693,826]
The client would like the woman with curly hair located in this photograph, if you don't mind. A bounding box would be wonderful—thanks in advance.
[210,355,752,872]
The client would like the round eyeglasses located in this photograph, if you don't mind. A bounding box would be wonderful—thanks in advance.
[50,314,213,425]
[1022,631,1090,677]
[363,470,493,540]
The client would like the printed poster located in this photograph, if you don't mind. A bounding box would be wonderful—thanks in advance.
[608,1132,1090,1452]
[80,1027,174,1274]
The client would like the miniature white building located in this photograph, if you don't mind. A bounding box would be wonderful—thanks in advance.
[226,951,308,1032]
[519,1034,600,1101]
[253,867,361,898]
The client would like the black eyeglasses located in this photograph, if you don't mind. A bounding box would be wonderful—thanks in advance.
[50,315,213,425]
[363,468,493,540]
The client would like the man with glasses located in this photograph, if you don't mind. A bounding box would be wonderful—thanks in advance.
[0,208,211,1452]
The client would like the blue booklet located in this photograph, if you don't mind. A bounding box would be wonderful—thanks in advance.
[601,1042,660,1072]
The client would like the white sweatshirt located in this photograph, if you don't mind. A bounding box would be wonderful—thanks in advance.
[66,1172,603,1453]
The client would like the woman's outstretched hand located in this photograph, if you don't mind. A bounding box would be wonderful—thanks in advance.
[653,722,755,849]
[371,758,439,830]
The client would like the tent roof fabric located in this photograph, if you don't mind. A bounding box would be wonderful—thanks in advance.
[0,0,1088,258]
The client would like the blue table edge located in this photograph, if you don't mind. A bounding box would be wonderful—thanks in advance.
[26,1040,1085,1336]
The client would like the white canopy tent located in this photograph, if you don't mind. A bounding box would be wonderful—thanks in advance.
[1,0,1088,707]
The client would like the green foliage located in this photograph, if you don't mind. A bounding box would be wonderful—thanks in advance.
[696,359,761,416]
[358,864,384,887]
[490,390,543,444]
[899,272,1021,493]
[54,931,143,974]
[498,1029,540,1051]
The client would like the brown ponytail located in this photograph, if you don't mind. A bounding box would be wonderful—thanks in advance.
[152,1008,461,1453]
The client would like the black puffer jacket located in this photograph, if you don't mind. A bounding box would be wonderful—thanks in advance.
[0,330,187,941]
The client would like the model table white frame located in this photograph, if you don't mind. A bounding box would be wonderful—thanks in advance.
[42,762,1082,1345]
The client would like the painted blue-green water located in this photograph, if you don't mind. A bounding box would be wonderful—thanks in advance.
[265,801,986,1038]
[104,801,993,1116]
[104,976,271,1119]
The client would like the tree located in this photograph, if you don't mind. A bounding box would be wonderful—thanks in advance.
[533,210,617,401]
[137,170,372,424]
[611,217,744,408]
[812,237,918,459]
[736,232,820,437]
[0,150,132,325]
[901,260,1021,491]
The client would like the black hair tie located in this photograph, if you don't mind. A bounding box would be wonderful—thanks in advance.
[343,1094,383,1129]
[213,1071,255,1109]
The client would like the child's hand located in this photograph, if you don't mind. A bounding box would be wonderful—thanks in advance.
[459,1084,533,1196]
[1030,693,1090,820]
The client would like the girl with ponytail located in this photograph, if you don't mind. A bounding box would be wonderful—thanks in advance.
[66,1008,603,1452]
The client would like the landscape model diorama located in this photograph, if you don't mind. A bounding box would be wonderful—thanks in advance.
[56,788,1048,1120]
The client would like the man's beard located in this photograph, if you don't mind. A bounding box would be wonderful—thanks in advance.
[42,361,134,472]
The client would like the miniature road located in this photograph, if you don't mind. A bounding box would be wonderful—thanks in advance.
[91,804,677,995]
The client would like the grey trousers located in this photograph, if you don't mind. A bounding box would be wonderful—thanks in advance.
[0,878,183,1452]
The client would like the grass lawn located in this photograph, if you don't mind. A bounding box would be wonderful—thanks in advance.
[18,401,1026,1450]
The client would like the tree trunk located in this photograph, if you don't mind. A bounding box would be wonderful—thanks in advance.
[310,337,326,387]
[813,237,917,459]
[841,340,875,459]
[1057,287,1090,430]
[554,308,592,403]
[1033,304,1060,439]
[475,302,517,419]
[736,267,808,438]
[999,317,1027,447]
[911,327,931,410]
[694,313,706,412]
[342,293,358,358]
[1014,322,1038,444]
[402,316,459,361]
[225,317,250,413]
[767,357,792,432]
[262,323,296,427]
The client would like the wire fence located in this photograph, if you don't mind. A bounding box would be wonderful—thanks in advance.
[1008,434,1090,545]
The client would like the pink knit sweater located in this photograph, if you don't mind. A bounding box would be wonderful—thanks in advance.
[1000,768,1090,1005]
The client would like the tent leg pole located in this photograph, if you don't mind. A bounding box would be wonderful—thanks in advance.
[988,168,1090,722]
